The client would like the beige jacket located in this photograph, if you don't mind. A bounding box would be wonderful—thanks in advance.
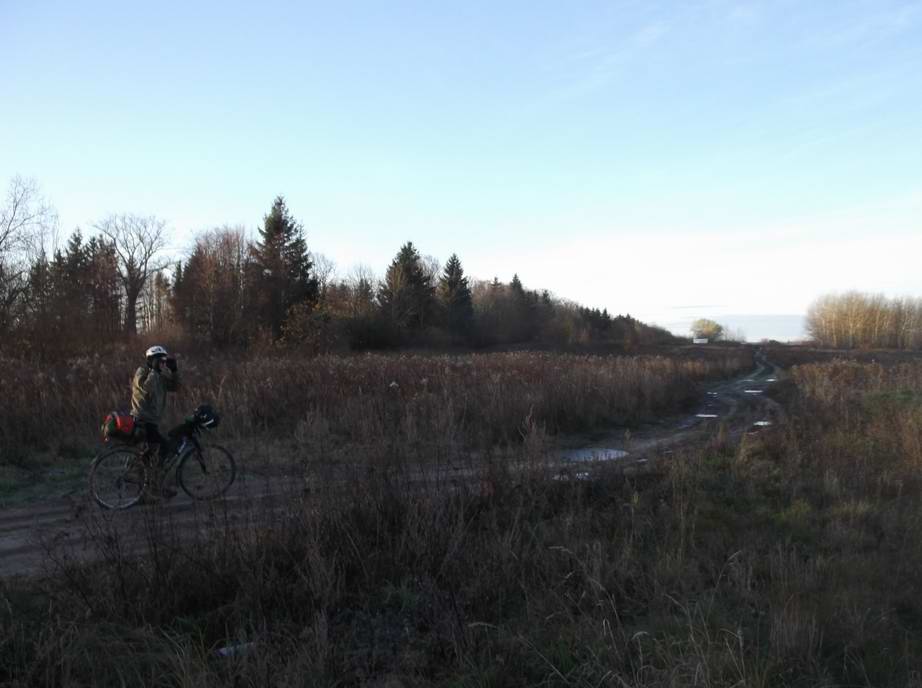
[130,365,180,424]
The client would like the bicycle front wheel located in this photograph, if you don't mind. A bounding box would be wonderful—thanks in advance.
[177,444,236,500]
[89,446,146,510]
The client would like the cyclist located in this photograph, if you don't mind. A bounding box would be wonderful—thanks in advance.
[131,345,180,497]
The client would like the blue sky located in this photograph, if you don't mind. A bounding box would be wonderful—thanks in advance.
[3,1,921,333]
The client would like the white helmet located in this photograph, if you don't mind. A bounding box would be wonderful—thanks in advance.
[145,345,168,359]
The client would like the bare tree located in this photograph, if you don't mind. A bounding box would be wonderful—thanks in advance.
[173,225,251,345]
[421,255,441,290]
[0,176,57,335]
[807,292,922,350]
[309,251,337,298]
[95,213,168,335]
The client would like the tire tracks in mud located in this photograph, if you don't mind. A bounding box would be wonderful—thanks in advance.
[0,353,785,578]
[552,350,783,477]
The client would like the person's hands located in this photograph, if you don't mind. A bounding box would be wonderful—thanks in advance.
[166,356,177,372]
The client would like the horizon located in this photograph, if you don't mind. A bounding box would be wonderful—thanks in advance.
[3,1,921,322]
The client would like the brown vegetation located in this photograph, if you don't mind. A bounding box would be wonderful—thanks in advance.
[0,348,752,461]
[763,343,922,370]
[807,291,922,350]
[5,357,922,685]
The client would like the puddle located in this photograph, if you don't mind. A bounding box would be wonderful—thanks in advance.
[216,642,255,658]
[707,392,718,396]
[766,378,777,382]
[743,379,755,382]
[744,390,763,394]
[753,421,772,427]
[696,413,718,418]
[561,448,629,463]
[554,471,592,481]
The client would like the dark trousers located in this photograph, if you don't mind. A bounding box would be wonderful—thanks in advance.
[142,422,173,462]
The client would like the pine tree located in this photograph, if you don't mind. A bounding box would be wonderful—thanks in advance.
[507,273,537,342]
[86,237,122,336]
[438,253,473,337]
[250,197,318,339]
[378,242,434,332]
[510,274,524,297]
[23,252,54,357]
[58,230,92,339]
[25,253,52,321]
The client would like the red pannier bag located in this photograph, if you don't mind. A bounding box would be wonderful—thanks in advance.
[101,411,137,443]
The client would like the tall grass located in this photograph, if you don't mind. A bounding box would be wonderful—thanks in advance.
[6,358,922,685]
[0,349,751,460]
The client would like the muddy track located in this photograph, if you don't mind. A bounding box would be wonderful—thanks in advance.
[0,354,784,578]
[553,350,782,474]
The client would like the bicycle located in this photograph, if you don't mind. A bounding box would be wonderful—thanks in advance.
[89,405,236,510]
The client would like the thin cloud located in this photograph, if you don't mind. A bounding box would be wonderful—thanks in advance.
[670,304,728,310]
[811,2,922,50]
[559,20,671,99]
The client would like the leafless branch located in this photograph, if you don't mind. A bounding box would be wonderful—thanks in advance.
[94,213,169,334]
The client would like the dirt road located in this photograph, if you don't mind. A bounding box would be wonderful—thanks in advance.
[0,353,783,578]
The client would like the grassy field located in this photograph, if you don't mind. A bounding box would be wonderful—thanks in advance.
[0,348,751,503]
[8,350,922,685]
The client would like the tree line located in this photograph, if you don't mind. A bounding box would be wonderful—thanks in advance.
[806,292,922,350]
[0,177,677,358]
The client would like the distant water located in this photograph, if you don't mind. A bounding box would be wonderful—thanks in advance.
[644,312,806,343]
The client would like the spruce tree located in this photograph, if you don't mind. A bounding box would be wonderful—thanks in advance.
[86,237,122,336]
[507,273,536,342]
[438,253,473,337]
[250,196,318,339]
[59,230,91,335]
[25,252,52,323]
[378,242,434,332]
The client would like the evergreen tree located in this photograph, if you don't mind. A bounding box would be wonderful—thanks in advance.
[438,253,473,337]
[510,273,524,297]
[378,242,434,332]
[250,197,318,339]
[22,252,54,357]
[61,230,88,295]
[507,273,538,342]
[86,237,122,336]
[24,252,52,320]
[21,232,99,357]
[58,230,92,337]
[174,249,208,339]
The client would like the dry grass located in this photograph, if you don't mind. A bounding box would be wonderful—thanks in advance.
[8,355,922,685]
[0,349,751,463]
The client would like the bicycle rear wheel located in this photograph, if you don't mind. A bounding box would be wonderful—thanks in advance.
[90,446,146,510]
[177,444,236,500]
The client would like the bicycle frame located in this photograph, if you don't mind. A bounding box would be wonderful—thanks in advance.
[160,430,203,474]
[140,421,204,474]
